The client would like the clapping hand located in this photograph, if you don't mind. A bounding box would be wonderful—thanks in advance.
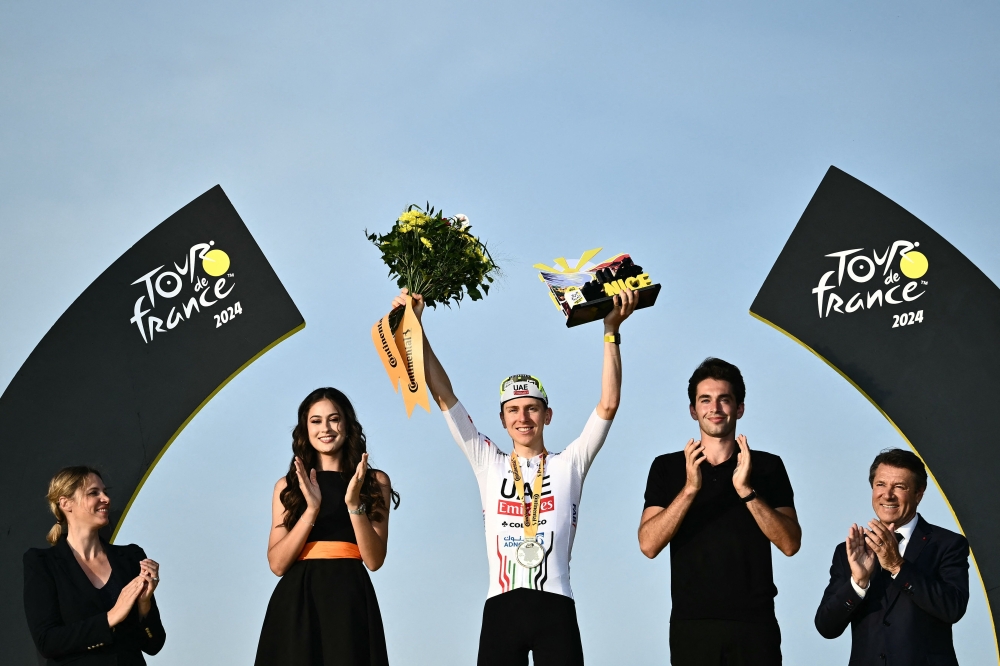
[137,558,159,618]
[294,456,322,511]
[865,519,904,576]
[345,453,368,514]
[732,434,752,496]
[107,575,147,627]
[846,523,877,589]
[683,439,705,492]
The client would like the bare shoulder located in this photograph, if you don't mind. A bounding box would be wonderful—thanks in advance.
[273,477,288,495]
[373,470,391,487]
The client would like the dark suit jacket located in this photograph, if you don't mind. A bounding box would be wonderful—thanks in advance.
[815,516,969,666]
[23,538,166,666]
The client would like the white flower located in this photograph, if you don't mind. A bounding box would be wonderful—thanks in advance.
[454,214,470,229]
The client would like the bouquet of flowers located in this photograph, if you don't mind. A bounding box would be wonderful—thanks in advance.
[366,203,501,317]
[367,204,500,416]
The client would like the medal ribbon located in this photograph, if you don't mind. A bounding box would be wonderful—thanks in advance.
[508,451,546,541]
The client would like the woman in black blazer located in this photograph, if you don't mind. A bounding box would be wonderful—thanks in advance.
[23,466,166,665]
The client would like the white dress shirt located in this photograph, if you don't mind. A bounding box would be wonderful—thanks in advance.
[851,513,919,598]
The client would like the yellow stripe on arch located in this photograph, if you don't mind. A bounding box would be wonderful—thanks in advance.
[110,321,306,541]
[749,309,999,665]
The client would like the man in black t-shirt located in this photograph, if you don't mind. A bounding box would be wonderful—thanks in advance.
[638,358,801,666]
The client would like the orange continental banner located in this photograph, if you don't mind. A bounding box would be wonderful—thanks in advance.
[370,295,431,417]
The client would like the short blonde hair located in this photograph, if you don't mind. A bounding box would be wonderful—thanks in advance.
[45,466,103,545]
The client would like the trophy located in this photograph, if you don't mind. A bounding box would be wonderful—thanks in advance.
[535,247,661,327]
[366,204,501,415]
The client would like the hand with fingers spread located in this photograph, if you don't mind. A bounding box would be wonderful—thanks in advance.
[846,523,877,589]
[604,288,638,331]
[137,558,159,617]
[107,575,147,627]
[345,453,369,514]
[732,434,753,497]
[865,518,904,575]
[684,439,706,493]
[294,456,322,513]
[392,288,425,321]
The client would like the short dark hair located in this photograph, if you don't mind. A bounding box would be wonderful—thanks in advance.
[687,358,746,406]
[869,448,927,491]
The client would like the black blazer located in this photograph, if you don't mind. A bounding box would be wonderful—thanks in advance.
[23,537,166,666]
[814,516,969,666]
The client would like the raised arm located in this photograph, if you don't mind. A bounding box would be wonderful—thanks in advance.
[266,458,321,576]
[733,435,801,557]
[345,455,394,571]
[815,543,861,639]
[597,289,637,420]
[639,439,704,558]
[392,289,457,411]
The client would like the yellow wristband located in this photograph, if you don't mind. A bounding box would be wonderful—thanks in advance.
[604,333,620,345]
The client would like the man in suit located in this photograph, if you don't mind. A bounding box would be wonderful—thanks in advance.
[815,448,970,665]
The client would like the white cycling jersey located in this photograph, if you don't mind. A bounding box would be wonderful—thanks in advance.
[442,400,612,600]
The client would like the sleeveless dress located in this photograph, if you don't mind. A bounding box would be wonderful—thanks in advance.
[254,471,390,666]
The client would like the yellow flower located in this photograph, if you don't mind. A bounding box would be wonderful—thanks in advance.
[421,237,433,250]
[398,210,429,227]
[463,244,487,263]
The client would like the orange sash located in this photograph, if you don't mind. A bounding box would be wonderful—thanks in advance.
[298,541,362,560]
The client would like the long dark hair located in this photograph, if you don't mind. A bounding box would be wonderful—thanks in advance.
[280,387,400,530]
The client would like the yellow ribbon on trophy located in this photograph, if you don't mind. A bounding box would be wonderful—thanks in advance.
[370,295,431,417]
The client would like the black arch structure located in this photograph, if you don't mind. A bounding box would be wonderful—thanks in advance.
[0,186,304,664]
[750,166,999,659]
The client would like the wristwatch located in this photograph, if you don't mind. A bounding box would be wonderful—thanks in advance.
[739,489,757,503]
[347,504,366,515]
[604,332,621,345]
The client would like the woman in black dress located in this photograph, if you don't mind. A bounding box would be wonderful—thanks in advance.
[23,466,166,665]
[255,387,400,666]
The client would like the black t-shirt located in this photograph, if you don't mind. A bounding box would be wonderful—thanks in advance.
[643,448,794,623]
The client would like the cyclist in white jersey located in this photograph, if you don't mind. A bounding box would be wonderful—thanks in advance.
[390,286,636,666]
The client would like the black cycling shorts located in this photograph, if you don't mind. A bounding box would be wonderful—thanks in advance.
[670,618,782,666]
[477,588,584,666]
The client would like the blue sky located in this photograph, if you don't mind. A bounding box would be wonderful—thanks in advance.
[2,2,999,664]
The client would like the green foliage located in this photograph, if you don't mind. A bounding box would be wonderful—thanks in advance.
[366,203,501,310]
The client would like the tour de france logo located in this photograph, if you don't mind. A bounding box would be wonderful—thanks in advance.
[128,241,243,343]
[811,240,929,328]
